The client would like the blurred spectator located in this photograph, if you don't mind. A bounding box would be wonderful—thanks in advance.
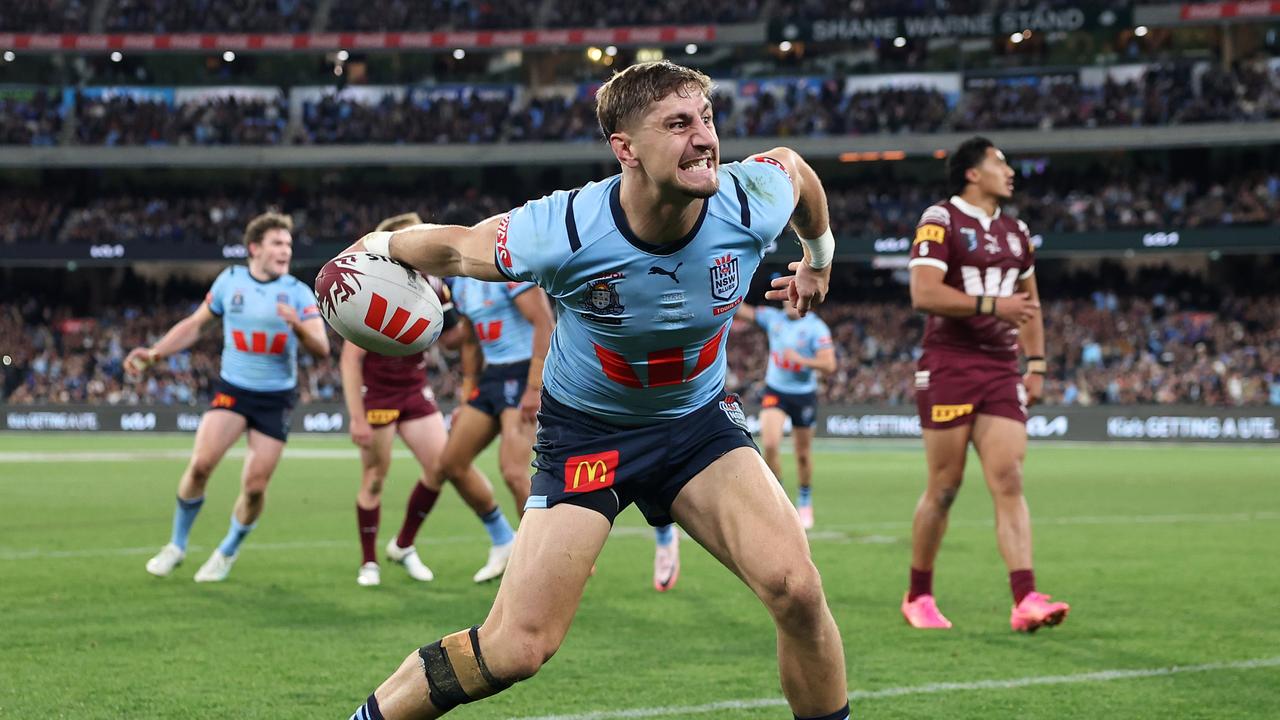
[0,0,88,31]
[4,287,1277,408]
[103,0,314,33]
[0,90,64,146]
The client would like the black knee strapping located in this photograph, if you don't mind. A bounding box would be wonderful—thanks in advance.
[419,625,511,711]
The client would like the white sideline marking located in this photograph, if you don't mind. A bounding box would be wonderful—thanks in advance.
[2,510,1276,561]
[510,656,1280,720]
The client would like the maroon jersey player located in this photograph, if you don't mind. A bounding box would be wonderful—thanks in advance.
[902,137,1070,633]
[341,213,518,588]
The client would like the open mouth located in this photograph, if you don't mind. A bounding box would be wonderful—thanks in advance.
[679,156,715,177]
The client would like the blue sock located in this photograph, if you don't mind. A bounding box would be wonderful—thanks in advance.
[796,703,850,720]
[797,486,813,508]
[217,515,256,557]
[169,496,204,551]
[655,524,675,547]
[479,507,515,546]
[350,694,384,720]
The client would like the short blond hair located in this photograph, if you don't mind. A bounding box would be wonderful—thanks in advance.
[376,212,424,232]
[243,211,292,246]
[595,60,714,138]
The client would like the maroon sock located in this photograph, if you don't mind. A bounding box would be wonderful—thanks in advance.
[1010,569,1036,604]
[908,567,933,601]
[395,482,440,549]
[357,504,380,564]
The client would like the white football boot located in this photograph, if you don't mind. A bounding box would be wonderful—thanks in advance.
[193,549,237,582]
[473,541,514,583]
[385,540,434,581]
[145,543,185,577]
[356,562,381,587]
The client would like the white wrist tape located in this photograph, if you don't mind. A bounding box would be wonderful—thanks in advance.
[363,231,392,257]
[797,227,834,269]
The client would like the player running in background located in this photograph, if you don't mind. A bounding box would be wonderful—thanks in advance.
[736,300,835,527]
[651,299,834,592]
[342,212,521,587]
[342,61,849,720]
[902,136,1070,632]
[131,212,330,582]
[414,206,554,583]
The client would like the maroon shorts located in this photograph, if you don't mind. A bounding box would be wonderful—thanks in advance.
[914,348,1026,430]
[362,385,439,428]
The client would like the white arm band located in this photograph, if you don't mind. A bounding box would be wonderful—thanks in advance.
[363,231,392,257]
[797,227,834,269]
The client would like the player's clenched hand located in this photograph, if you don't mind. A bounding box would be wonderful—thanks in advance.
[276,303,300,328]
[519,386,541,425]
[124,347,155,375]
[765,261,830,316]
[1022,372,1044,406]
[349,417,373,449]
[996,292,1038,326]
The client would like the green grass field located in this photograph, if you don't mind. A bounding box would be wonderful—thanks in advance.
[2,433,1277,719]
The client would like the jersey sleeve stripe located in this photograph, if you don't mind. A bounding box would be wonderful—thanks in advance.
[566,188,582,252]
[494,253,519,282]
[730,173,751,228]
[1019,266,1035,280]
[908,257,948,272]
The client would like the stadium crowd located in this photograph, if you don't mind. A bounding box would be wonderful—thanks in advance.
[5,170,1277,248]
[4,288,1277,408]
[4,58,1278,147]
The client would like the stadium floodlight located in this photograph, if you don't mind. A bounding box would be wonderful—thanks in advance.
[605,45,618,57]
[1,354,10,366]
[685,43,698,55]
[337,49,350,62]
[2,51,13,62]
[586,47,603,62]
[110,51,123,62]
[779,41,793,52]
[1135,26,1149,37]
[893,36,906,48]
[453,48,466,60]
[223,51,236,62]
[1010,32,1024,44]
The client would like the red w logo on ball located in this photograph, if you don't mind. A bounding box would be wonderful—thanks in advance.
[363,292,433,345]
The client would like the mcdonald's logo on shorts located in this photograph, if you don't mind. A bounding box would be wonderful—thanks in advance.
[762,394,780,408]
[564,450,618,493]
[931,404,974,423]
[210,392,236,409]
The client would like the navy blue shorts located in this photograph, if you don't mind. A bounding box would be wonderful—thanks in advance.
[467,361,529,418]
[209,379,295,442]
[526,391,758,527]
[761,385,819,429]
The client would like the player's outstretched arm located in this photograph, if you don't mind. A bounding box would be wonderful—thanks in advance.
[287,312,331,358]
[339,340,372,449]
[1016,273,1046,405]
[513,287,555,423]
[788,347,837,374]
[344,215,507,282]
[754,147,833,315]
[124,302,216,374]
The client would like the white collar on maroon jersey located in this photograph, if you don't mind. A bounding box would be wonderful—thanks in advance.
[949,195,1000,231]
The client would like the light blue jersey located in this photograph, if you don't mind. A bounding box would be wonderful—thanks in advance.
[205,266,319,392]
[450,277,537,365]
[496,158,795,425]
[755,307,833,395]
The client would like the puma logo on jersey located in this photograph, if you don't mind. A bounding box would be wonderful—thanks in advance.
[648,262,682,283]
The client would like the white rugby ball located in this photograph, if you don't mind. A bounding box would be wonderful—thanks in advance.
[315,252,443,356]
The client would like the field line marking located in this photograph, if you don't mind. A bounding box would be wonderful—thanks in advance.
[2,510,1277,561]
[509,656,1280,720]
